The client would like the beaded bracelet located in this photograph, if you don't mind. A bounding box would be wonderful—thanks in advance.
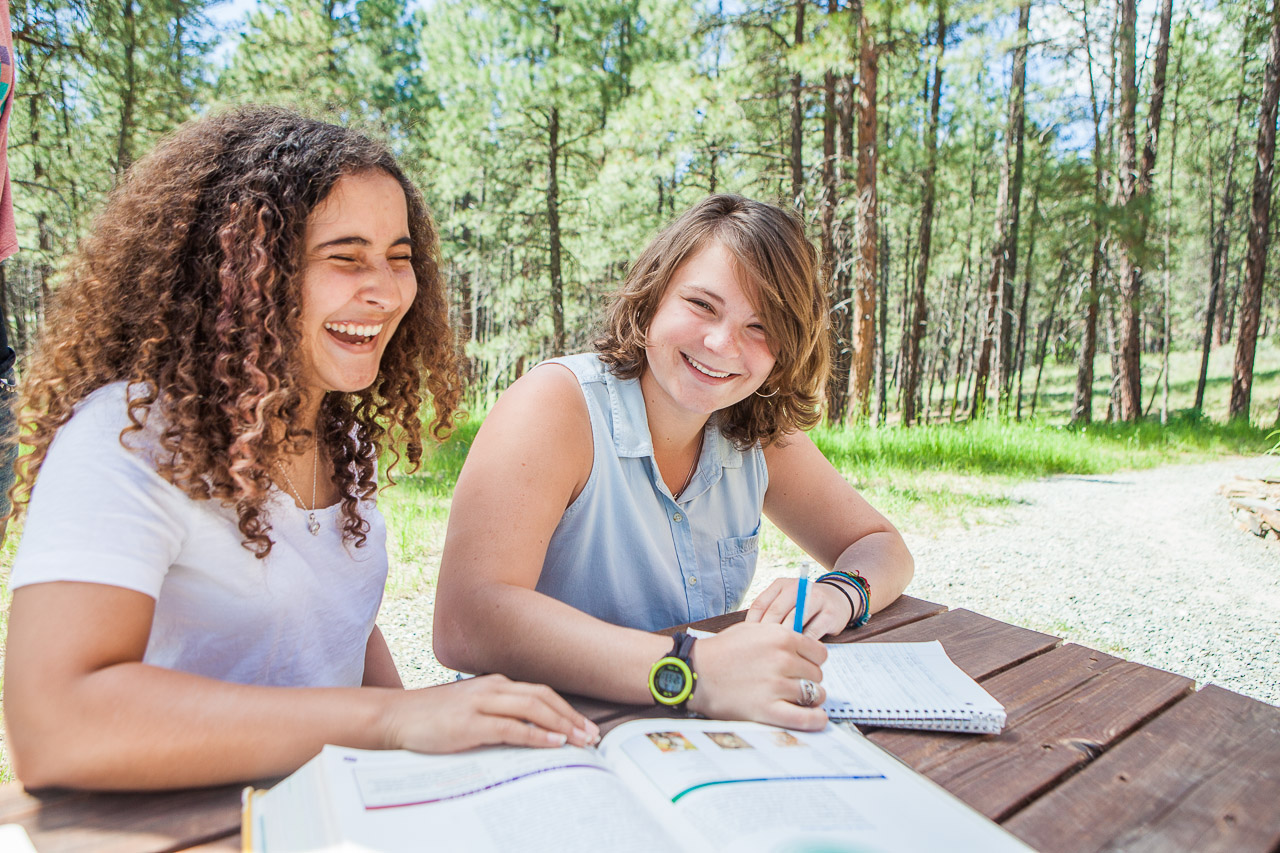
[817,576,868,630]
[820,569,869,592]
[815,578,857,630]
[816,571,871,628]
[819,569,871,602]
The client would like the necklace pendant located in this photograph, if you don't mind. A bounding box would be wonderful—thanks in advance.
[306,512,320,536]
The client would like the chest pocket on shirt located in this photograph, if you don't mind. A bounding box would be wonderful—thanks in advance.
[718,529,759,612]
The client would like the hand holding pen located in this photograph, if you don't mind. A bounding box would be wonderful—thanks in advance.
[744,561,856,639]
[793,563,810,633]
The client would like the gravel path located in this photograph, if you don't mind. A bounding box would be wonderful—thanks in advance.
[381,455,1280,705]
[901,454,1280,705]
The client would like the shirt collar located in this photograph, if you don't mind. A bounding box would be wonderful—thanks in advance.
[605,369,746,475]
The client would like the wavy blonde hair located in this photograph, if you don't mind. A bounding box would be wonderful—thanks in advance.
[595,194,830,448]
[14,106,462,557]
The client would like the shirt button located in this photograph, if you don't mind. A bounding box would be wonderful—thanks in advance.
[687,576,698,586]
[673,512,684,523]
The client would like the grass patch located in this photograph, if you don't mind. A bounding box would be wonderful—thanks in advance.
[813,414,1271,481]
[378,418,480,598]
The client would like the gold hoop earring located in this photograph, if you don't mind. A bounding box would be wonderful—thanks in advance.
[756,385,778,398]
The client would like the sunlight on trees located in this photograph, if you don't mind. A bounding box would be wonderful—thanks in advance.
[9,0,1280,426]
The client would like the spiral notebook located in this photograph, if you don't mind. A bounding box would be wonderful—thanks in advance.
[822,641,1007,734]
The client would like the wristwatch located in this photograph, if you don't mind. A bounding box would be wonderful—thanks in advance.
[649,631,698,710]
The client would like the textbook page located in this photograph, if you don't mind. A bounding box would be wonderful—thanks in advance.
[822,641,1007,732]
[248,743,694,853]
[599,718,1034,853]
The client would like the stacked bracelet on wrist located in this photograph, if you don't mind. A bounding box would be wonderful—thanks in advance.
[816,579,857,628]
[815,570,871,630]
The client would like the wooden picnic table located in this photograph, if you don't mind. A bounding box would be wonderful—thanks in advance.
[1,594,1277,852]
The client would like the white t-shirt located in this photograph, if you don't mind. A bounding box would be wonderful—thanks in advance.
[11,383,388,688]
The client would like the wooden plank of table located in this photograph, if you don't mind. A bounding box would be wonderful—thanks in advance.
[568,692,635,724]
[662,594,948,637]
[865,643,1194,825]
[859,608,1060,679]
[1003,685,1280,853]
[828,594,949,640]
[0,782,247,853]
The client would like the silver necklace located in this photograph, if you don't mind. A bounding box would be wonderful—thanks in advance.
[672,431,705,501]
[275,445,321,535]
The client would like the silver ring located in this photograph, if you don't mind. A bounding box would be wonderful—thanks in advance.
[798,678,818,707]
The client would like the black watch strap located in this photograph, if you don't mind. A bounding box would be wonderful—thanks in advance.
[671,632,697,710]
[650,631,698,710]
[671,631,695,664]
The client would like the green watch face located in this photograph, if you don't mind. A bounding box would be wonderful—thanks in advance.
[649,657,695,706]
[654,663,686,695]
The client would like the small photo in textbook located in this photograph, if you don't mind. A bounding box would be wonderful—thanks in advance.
[705,732,752,750]
[647,731,698,753]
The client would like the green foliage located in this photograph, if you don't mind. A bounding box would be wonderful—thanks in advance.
[10,0,1280,423]
[217,0,426,122]
[7,0,213,355]
[387,416,481,499]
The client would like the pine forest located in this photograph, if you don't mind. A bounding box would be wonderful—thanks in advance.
[10,0,1280,427]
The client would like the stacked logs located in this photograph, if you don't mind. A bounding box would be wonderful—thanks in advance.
[1222,476,1280,540]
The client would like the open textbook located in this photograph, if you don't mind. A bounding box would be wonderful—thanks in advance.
[243,719,1031,853]
[821,641,1007,733]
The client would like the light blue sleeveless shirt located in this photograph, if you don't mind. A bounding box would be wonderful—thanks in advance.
[535,353,767,632]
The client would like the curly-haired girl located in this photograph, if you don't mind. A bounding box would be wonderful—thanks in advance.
[3,106,596,791]
[435,194,914,731]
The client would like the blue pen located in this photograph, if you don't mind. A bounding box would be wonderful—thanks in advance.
[793,564,810,633]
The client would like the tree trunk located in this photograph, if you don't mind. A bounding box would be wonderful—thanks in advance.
[1074,244,1103,423]
[790,0,806,211]
[901,1,946,426]
[819,1,838,413]
[952,86,984,422]
[547,105,565,357]
[846,6,878,424]
[950,275,971,422]
[1032,261,1071,419]
[875,224,889,425]
[997,1,1031,406]
[1224,269,1240,344]
[826,73,856,424]
[1105,298,1121,421]
[458,269,475,379]
[972,0,1030,419]
[1115,0,1172,421]
[1230,0,1280,420]
[893,229,916,401]
[1161,14,1186,425]
[1198,20,1251,411]
[114,0,138,182]
[821,70,836,299]
[1014,179,1041,420]
[1073,1,1107,424]
[1109,0,1140,420]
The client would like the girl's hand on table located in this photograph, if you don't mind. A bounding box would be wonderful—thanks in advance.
[687,622,828,731]
[380,674,600,753]
[746,577,855,639]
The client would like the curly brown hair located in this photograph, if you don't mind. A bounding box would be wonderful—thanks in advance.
[14,106,462,557]
[595,194,830,448]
